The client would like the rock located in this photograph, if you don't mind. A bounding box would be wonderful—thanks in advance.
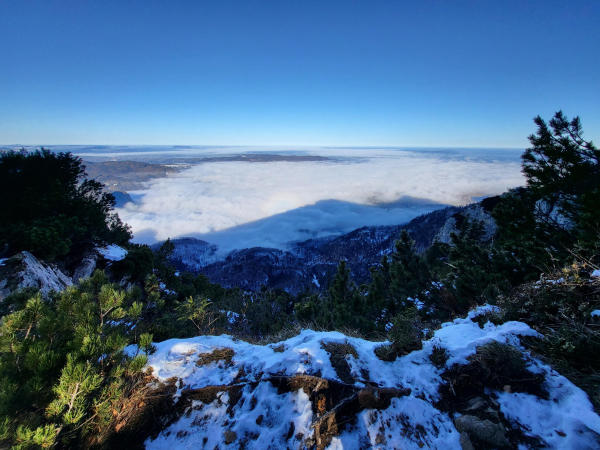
[459,432,476,450]
[465,397,486,411]
[0,252,72,301]
[436,204,497,245]
[454,415,510,448]
[223,430,237,444]
[484,407,500,420]
[71,254,97,284]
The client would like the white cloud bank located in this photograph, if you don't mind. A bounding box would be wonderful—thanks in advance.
[116,148,525,252]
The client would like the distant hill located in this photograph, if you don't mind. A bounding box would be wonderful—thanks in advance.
[159,205,478,294]
[83,160,179,192]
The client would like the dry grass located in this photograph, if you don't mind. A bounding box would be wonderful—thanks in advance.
[231,321,387,347]
[374,343,397,362]
[321,340,359,360]
[91,370,179,449]
[471,310,505,329]
[497,264,600,409]
[429,345,449,368]
[321,340,360,384]
[195,348,235,367]
[467,341,546,396]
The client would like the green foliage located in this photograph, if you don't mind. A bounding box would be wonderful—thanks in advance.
[492,259,600,408]
[375,307,429,361]
[238,288,295,338]
[522,112,599,222]
[327,260,372,332]
[365,230,452,324]
[387,307,428,353]
[389,230,438,314]
[177,296,218,336]
[110,244,155,283]
[0,271,151,448]
[366,112,599,363]
[0,148,131,261]
[496,111,600,264]
[445,218,513,310]
[13,424,58,450]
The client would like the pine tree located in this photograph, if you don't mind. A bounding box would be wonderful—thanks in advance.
[0,271,152,448]
[0,148,131,260]
[327,260,370,331]
[505,111,600,261]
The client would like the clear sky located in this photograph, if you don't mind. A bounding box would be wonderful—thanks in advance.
[1,0,598,147]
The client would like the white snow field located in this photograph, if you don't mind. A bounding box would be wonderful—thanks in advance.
[140,306,600,449]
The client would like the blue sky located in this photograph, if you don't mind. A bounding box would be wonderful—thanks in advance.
[1,0,598,147]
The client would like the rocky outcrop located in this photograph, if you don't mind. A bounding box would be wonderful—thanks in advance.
[435,204,497,244]
[0,251,72,301]
[168,206,461,294]
[71,254,98,284]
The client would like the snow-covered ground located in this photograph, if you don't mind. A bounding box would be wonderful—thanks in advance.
[139,306,600,449]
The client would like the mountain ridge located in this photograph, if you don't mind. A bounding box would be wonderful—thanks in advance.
[157,204,482,293]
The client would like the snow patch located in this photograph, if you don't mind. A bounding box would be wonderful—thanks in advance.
[498,363,600,448]
[312,274,320,287]
[146,383,313,450]
[98,245,128,261]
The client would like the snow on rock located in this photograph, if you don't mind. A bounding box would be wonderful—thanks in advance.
[330,396,462,449]
[498,366,600,449]
[0,251,72,301]
[143,306,600,449]
[312,274,320,287]
[146,384,313,450]
[98,244,128,261]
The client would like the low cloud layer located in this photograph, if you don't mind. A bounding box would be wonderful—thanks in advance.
[116,148,525,252]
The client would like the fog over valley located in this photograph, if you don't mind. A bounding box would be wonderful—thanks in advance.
[17,145,526,253]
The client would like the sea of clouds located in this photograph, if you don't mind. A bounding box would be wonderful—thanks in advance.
[99,146,526,253]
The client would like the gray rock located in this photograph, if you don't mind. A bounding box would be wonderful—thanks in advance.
[223,429,237,444]
[465,397,486,411]
[459,432,476,450]
[435,204,497,245]
[454,415,510,448]
[71,254,97,284]
[0,251,72,301]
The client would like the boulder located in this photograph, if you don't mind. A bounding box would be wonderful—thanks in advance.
[454,415,510,448]
[0,252,72,301]
[459,432,476,450]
